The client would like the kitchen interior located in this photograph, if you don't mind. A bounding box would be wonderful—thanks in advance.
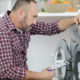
[0,0,80,80]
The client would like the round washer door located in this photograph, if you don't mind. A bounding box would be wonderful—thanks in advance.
[53,39,71,80]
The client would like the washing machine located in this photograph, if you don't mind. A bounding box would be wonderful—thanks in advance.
[52,25,80,80]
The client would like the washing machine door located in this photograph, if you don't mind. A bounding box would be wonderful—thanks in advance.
[70,24,80,80]
[53,39,72,80]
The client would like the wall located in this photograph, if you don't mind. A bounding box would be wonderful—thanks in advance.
[0,0,16,14]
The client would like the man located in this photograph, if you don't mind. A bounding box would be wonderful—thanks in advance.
[0,0,79,80]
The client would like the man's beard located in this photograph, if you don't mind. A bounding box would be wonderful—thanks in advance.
[20,16,31,31]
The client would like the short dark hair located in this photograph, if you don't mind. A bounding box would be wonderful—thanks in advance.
[12,0,37,11]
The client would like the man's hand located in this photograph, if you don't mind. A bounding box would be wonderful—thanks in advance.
[25,67,54,80]
[74,13,80,26]
[58,13,80,30]
[39,67,55,80]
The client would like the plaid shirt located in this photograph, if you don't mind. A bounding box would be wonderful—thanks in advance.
[0,11,62,80]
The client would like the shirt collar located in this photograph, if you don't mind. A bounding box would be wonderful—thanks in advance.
[3,11,23,34]
[3,11,16,31]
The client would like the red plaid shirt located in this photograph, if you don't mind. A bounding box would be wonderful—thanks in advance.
[0,11,62,80]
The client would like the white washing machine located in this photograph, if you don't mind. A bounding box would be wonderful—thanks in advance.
[52,25,80,80]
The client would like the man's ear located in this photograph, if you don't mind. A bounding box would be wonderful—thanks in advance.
[18,8,25,19]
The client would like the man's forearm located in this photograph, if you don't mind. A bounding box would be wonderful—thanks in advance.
[24,70,41,80]
[58,18,74,30]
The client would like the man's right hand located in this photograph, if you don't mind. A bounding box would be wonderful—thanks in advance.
[39,67,55,80]
[25,67,54,80]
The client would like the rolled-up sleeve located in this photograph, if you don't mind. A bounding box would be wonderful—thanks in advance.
[0,31,26,80]
[30,20,63,35]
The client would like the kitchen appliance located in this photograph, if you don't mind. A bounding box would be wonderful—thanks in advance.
[52,25,80,80]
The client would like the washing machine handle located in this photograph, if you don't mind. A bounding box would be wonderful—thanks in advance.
[47,60,70,71]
